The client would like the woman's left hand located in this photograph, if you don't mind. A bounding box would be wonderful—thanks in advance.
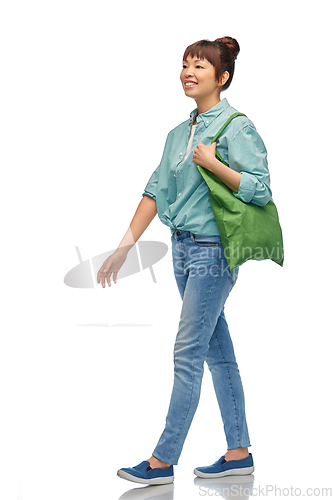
[192,141,217,171]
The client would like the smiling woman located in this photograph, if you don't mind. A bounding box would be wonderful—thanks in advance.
[99,36,275,486]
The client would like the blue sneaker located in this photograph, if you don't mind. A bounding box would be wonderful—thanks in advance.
[117,460,174,485]
[194,453,254,478]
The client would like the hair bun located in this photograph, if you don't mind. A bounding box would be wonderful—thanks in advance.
[215,36,240,60]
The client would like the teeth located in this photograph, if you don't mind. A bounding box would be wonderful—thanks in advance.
[185,82,197,86]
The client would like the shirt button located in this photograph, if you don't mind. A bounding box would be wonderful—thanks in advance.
[180,152,183,155]
[178,193,181,196]
[174,174,176,177]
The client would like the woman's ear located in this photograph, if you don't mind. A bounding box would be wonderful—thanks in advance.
[218,71,230,87]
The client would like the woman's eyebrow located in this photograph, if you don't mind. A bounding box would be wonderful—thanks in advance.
[183,59,206,63]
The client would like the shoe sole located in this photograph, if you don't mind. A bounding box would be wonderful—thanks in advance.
[193,465,255,478]
[117,469,174,485]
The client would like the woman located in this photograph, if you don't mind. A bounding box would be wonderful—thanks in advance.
[97,37,271,485]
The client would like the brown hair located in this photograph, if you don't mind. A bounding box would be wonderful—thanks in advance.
[182,37,240,91]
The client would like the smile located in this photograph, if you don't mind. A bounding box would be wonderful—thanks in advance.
[184,82,198,88]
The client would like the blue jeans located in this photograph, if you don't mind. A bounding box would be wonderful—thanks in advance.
[152,230,251,465]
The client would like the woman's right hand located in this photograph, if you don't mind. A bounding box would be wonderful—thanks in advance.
[97,248,128,288]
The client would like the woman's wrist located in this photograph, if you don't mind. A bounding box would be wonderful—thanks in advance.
[208,157,241,193]
[116,243,133,255]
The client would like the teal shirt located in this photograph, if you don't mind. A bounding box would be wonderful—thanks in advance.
[142,98,272,236]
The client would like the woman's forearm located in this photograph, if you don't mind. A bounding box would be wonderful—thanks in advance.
[208,157,241,193]
[117,195,157,253]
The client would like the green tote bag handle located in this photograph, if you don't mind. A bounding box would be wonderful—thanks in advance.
[196,112,284,271]
[211,112,247,144]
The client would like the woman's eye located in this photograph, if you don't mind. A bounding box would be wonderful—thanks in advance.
[182,64,203,69]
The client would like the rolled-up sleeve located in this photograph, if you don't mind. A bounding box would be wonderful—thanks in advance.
[142,132,171,201]
[142,164,160,201]
[229,125,272,206]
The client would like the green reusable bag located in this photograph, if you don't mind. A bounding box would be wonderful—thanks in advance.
[196,112,284,272]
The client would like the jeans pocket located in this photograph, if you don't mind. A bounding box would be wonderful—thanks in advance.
[188,235,221,275]
[191,234,221,247]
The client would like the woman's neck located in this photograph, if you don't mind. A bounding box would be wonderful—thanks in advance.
[195,96,221,118]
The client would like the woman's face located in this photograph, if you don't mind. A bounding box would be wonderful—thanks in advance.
[180,56,225,100]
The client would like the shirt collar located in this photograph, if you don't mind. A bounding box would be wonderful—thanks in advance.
[189,98,230,127]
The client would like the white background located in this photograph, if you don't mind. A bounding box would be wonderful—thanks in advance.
[1,1,332,499]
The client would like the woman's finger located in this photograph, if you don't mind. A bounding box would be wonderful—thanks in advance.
[100,274,104,288]
[97,268,104,282]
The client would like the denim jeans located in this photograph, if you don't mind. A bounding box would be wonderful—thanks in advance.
[152,230,251,465]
